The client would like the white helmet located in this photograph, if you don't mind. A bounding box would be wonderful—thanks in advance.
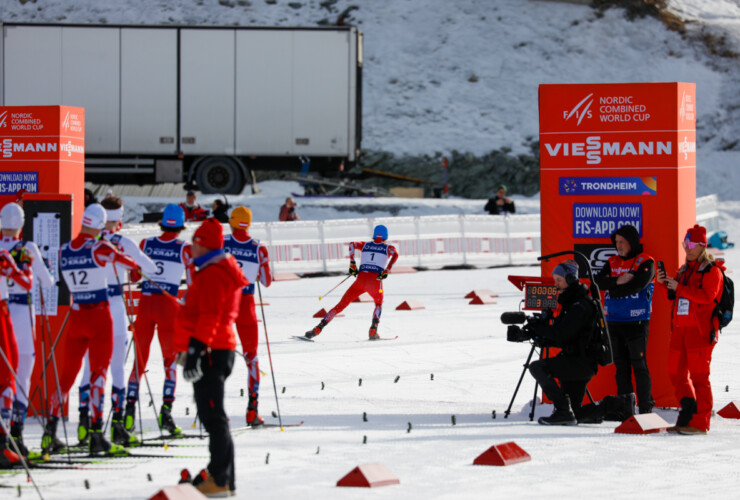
[81,203,107,230]
[0,203,24,230]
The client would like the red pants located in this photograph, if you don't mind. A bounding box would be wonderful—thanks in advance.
[668,325,715,431]
[235,293,260,395]
[326,272,383,323]
[128,294,179,402]
[130,294,178,377]
[52,303,113,423]
[0,304,18,422]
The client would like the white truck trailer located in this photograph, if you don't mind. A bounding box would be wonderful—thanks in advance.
[0,23,362,193]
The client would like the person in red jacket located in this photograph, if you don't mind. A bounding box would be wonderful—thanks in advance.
[179,191,208,222]
[657,224,723,435]
[177,218,247,498]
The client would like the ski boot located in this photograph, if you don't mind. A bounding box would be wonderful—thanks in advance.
[9,421,28,458]
[0,437,21,469]
[111,412,139,446]
[77,410,90,446]
[194,469,231,498]
[89,421,126,456]
[538,395,577,426]
[304,319,327,339]
[246,392,264,427]
[124,402,137,432]
[368,318,380,340]
[41,418,67,455]
[159,404,183,437]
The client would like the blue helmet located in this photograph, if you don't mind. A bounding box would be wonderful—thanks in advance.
[373,224,388,241]
[162,204,185,229]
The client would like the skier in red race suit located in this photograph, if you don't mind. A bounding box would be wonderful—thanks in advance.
[0,247,32,468]
[305,224,399,340]
[41,204,139,456]
[657,224,723,435]
[176,218,247,497]
[223,206,273,426]
[124,204,193,437]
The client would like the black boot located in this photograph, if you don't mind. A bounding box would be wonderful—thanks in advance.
[77,411,90,446]
[41,418,66,455]
[668,397,697,433]
[603,393,636,422]
[111,412,138,446]
[159,404,183,436]
[305,319,327,339]
[124,402,137,432]
[538,395,577,426]
[9,421,28,457]
[89,421,126,456]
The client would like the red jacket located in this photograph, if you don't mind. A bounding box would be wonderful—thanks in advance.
[665,259,723,333]
[176,252,248,351]
[179,203,208,222]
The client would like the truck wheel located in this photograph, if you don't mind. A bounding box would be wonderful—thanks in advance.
[195,157,244,194]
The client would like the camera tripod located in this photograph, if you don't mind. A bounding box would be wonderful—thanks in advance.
[504,343,545,421]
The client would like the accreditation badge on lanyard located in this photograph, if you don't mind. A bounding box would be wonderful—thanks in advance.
[677,297,690,315]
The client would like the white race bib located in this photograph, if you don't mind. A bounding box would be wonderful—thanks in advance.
[677,297,690,315]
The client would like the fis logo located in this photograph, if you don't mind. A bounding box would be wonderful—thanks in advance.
[0,111,7,129]
[62,112,70,131]
[563,93,593,126]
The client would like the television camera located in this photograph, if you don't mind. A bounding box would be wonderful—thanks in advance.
[500,310,553,344]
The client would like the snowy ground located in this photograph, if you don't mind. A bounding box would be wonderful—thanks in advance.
[4,249,740,499]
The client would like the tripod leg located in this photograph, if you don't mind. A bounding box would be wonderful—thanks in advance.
[504,344,537,419]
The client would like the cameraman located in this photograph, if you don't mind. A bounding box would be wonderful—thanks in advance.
[594,224,655,414]
[526,260,599,425]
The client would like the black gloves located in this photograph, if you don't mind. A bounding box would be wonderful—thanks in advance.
[183,337,207,383]
[349,261,358,276]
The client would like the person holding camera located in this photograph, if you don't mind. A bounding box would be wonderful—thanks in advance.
[656,224,723,435]
[525,260,599,425]
[594,224,655,414]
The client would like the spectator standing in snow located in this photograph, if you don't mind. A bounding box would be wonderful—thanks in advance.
[594,224,656,414]
[180,191,208,222]
[211,199,230,223]
[279,197,300,222]
[484,185,516,215]
[657,224,723,435]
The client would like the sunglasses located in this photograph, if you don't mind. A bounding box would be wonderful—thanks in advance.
[683,240,703,250]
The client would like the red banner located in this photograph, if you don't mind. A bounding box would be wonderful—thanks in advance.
[539,83,696,406]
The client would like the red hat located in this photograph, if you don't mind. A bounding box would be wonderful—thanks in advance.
[685,224,707,246]
[193,218,224,250]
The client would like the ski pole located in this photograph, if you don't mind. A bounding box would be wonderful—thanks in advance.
[124,280,147,443]
[0,413,44,500]
[37,296,72,461]
[257,281,283,430]
[318,274,351,301]
[27,306,71,406]
[138,270,179,299]
[115,266,161,439]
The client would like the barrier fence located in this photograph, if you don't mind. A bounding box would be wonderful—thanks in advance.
[121,195,719,275]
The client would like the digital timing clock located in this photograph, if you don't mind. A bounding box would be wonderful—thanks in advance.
[524,284,558,310]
